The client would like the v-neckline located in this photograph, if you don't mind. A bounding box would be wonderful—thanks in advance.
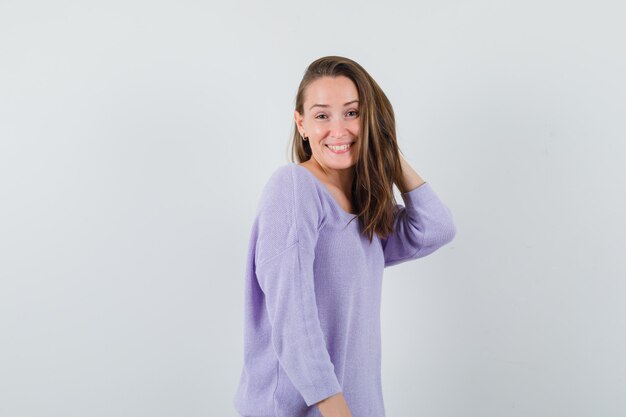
[292,163,358,218]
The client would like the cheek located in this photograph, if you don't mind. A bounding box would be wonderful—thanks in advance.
[311,124,327,135]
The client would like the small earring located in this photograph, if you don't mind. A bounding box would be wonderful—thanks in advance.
[302,135,308,141]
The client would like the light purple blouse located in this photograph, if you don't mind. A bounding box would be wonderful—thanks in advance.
[233,162,456,417]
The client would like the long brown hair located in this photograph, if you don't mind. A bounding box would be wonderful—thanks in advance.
[289,55,404,243]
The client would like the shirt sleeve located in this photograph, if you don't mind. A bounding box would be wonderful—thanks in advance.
[253,166,342,407]
[381,182,457,268]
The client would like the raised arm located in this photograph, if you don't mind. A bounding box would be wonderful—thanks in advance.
[381,155,456,267]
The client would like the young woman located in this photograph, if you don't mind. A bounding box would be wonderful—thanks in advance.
[233,56,456,417]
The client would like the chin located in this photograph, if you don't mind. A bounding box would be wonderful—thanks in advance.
[326,159,356,170]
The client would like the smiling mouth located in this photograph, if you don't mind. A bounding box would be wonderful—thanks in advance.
[326,143,354,153]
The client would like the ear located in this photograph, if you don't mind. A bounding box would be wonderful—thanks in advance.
[294,110,305,136]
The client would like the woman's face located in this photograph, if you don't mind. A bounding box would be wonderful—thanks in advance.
[295,75,360,171]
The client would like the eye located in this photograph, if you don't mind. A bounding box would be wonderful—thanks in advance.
[347,110,359,117]
[315,114,328,119]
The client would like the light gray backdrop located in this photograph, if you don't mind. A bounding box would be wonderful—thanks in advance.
[1,1,625,416]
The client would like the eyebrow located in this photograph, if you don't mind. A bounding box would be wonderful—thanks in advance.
[309,100,359,111]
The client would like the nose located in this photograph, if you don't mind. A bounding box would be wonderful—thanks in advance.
[328,117,350,138]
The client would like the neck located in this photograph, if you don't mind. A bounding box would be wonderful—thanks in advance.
[308,157,354,196]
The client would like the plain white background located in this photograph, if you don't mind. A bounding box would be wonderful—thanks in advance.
[1,1,625,416]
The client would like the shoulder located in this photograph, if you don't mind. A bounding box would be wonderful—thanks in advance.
[263,163,295,190]
[260,163,320,202]
[257,163,326,221]
[253,164,327,262]
[264,163,315,186]
[259,164,296,204]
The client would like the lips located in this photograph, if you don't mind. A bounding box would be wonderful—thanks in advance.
[325,142,354,154]
[325,142,354,147]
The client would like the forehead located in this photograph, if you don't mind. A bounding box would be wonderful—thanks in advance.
[304,76,359,105]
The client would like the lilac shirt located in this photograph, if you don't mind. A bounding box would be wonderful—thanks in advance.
[233,162,456,417]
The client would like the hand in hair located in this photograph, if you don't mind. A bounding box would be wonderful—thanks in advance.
[397,153,426,194]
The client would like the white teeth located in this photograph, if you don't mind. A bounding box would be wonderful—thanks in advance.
[328,144,350,151]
